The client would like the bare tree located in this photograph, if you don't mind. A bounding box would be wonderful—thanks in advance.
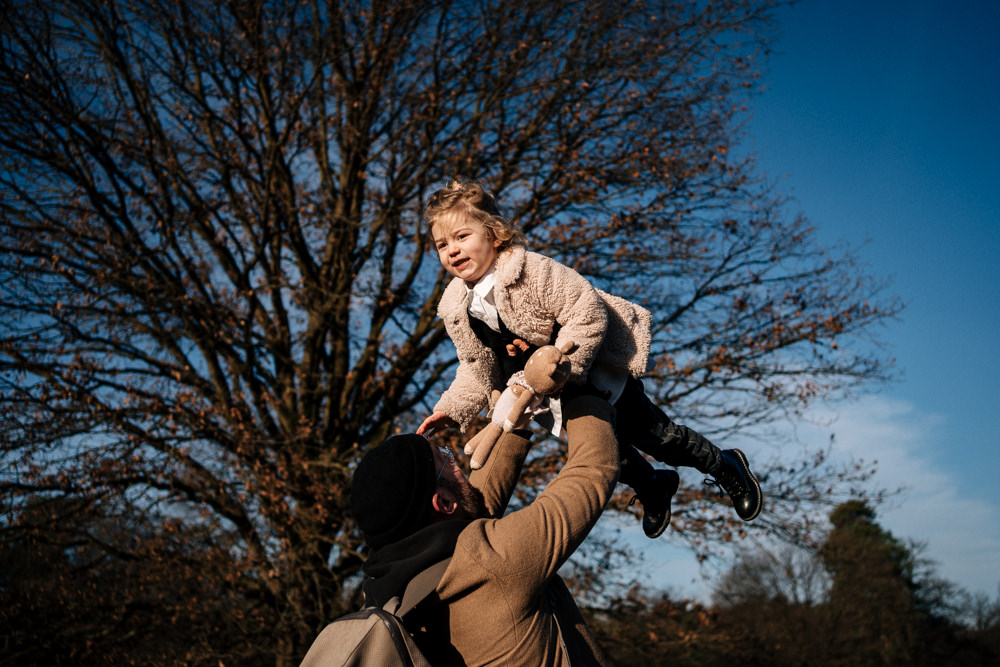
[712,542,830,608]
[0,0,900,663]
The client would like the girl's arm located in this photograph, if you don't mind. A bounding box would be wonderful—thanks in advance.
[526,254,608,382]
[432,356,492,432]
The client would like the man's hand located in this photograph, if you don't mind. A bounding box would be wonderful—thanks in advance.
[417,411,458,438]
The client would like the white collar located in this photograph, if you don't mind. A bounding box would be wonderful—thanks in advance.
[466,267,496,299]
[465,267,500,332]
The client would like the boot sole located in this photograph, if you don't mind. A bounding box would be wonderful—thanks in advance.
[644,469,680,539]
[730,448,763,521]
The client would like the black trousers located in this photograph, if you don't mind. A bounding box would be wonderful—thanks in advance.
[612,376,722,493]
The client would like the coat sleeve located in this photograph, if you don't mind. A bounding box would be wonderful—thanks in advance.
[433,354,493,432]
[511,254,609,383]
[468,429,533,519]
[458,395,620,588]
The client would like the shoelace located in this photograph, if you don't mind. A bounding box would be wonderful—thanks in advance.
[704,471,745,498]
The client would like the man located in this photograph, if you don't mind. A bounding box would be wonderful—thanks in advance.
[348,394,619,665]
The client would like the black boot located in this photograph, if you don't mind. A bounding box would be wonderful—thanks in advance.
[631,469,680,538]
[706,449,762,521]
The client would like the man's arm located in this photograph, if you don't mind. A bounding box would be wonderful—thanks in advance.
[461,394,620,581]
[468,428,532,518]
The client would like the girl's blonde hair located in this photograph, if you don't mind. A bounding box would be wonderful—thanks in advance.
[425,180,525,251]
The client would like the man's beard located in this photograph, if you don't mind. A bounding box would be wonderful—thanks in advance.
[439,477,487,519]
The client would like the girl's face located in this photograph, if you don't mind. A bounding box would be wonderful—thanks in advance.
[432,213,501,285]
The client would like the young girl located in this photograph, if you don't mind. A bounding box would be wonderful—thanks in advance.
[417,181,762,537]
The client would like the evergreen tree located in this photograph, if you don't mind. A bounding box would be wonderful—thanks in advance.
[819,500,924,664]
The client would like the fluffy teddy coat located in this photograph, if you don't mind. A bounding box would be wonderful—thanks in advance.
[436,246,652,430]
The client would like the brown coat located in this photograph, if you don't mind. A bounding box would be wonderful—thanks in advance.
[436,247,652,430]
[427,396,619,665]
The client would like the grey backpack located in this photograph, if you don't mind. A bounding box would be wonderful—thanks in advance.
[299,559,450,667]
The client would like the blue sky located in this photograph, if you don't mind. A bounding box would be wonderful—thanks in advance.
[631,0,1000,602]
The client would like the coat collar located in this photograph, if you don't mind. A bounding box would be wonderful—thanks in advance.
[361,520,469,606]
[494,246,526,288]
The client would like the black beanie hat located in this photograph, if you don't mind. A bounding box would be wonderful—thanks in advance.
[351,434,437,549]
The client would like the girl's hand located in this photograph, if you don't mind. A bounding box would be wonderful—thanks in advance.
[505,338,530,356]
[417,411,458,437]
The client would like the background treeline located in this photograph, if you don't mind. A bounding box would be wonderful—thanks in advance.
[3,499,998,665]
[587,501,1000,666]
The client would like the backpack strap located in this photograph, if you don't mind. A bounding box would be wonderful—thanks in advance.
[390,557,452,618]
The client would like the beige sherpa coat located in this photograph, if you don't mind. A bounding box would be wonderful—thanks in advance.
[436,247,652,430]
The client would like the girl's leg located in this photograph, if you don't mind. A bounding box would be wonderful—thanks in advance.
[615,376,721,473]
[615,377,763,521]
[618,443,679,539]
